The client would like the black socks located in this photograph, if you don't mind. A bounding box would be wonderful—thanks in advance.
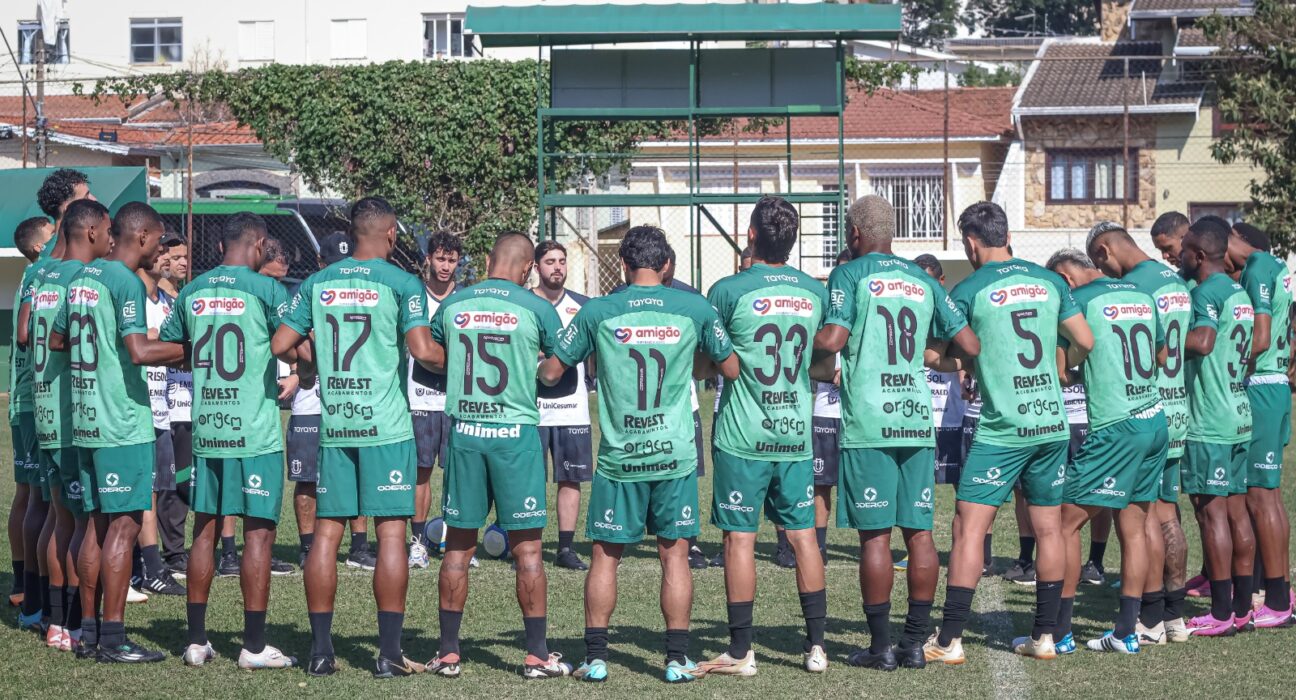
[21,571,39,616]
[244,610,267,655]
[141,544,165,579]
[1056,597,1075,638]
[664,628,689,664]
[727,602,754,657]
[376,610,403,661]
[558,530,575,552]
[523,616,548,659]
[412,521,427,547]
[1164,587,1187,621]
[1232,574,1254,618]
[938,586,975,646]
[187,602,208,646]
[800,589,827,651]
[1033,580,1063,639]
[1264,577,1290,611]
[48,584,64,628]
[65,585,81,630]
[902,599,933,649]
[221,535,236,558]
[864,602,891,653]
[1018,536,1036,563]
[1209,579,1232,620]
[439,609,463,656]
[309,611,335,657]
[1139,591,1165,628]
[351,531,367,552]
[100,620,125,648]
[1114,596,1139,639]
[815,527,828,554]
[1088,539,1108,568]
[584,627,609,662]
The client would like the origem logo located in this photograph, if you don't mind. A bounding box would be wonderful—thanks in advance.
[192,297,247,316]
[612,326,682,345]
[320,288,380,307]
[989,284,1049,306]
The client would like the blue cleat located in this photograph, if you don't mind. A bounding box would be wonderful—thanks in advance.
[1086,631,1139,654]
[1055,632,1077,655]
[664,657,705,683]
[573,658,608,682]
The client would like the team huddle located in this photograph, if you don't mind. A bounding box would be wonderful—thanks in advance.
[4,167,1293,682]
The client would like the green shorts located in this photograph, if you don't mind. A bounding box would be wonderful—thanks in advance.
[77,442,154,514]
[1182,440,1248,497]
[318,439,415,518]
[11,413,39,485]
[1065,409,1167,508]
[1160,457,1181,503]
[194,452,285,523]
[710,449,814,532]
[587,470,699,544]
[838,446,936,531]
[1245,380,1290,489]
[958,439,1069,507]
[43,447,87,515]
[442,422,546,531]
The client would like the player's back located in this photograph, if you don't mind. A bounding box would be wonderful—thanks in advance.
[950,258,1074,446]
[1123,260,1190,450]
[10,258,53,422]
[1070,277,1161,430]
[1241,251,1293,376]
[1185,272,1253,444]
[31,258,85,448]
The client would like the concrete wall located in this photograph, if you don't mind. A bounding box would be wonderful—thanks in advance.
[1154,109,1259,219]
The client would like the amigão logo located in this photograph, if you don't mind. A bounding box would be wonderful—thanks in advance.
[1102,303,1152,321]
[453,311,519,331]
[1157,292,1191,313]
[752,296,815,317]
[454,312,470,328]
[613,325,682,345]
[68,286,99,306]
[753,298,772,314]
[1234,305,1255,321]
[867,278,927,302]
[319,288,380,307]
[32,290,61,311]
[988,284,1049,306]
[191,296,247,316]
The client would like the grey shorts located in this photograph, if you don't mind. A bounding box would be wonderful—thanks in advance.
[286,414,321,482]
[539,425,594,482]
[413,410,451,469]
[812,416,840,486]
[153,427,176,492]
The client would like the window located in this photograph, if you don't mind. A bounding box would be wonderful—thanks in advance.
[17,21,70,64]
[1188,202,1245,223]
[424,13,474,58]
[821,184,844,261]
[130,18,182,64]
[238,21,274,62]
[871,174,943,239]
[1045,150,1138,204]
[330,19,367,60]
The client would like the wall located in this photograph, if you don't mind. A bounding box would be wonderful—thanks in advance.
[1154,108,1260,219]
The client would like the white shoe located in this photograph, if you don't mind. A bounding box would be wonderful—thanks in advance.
[522,652,573,679]
[699,650,757,677]
[803,644,828,673]
[1011,633,1057,659]
[469,556,480,568]
[239,644,297,669]
[922,632,965,665]
[127,586,149,604]
[1136,621,1166,646]
[408,540,431,569]
[183,642,217,667]
[1163,617,1190,643]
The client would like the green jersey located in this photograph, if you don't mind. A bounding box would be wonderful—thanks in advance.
[1240,251,1293,376]
[281,257,428,447]
[53,259,152,448]
[949,258,1079,447]
[709,263,829,460]
[431,278,562,425]
[556,284,733,482]
[8,260,49,421]
[1123,260,1191,457]
[31,258,85,448]
[1069,278,1163,430]
[1185,272,1253,444]
[160,265,289,457]
[825,253,968,448]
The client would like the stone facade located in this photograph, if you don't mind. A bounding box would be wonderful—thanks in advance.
[1022,116,1158,230]
[1100,1,1132,42]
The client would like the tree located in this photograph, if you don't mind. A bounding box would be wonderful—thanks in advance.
[902,0,959,49]
[963,0,1098,38]
[958,64,1024,87]
[1200,1,1296,254]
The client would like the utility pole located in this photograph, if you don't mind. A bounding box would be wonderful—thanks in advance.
[34,27,47,167]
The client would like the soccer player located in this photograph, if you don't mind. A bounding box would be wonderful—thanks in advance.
[923,202,1094,664]
[1176,216,1256,636]
[49,202,184,662]
[698,197,832,676]
[539,225,737,683]
[160,213,295,669]
[532,239,594,571]
[915,255,967,489]
[1045,246,1167,654]
[1088,222,1194,643]
[815,196,978,670]
[1225,222,1294,626]
[272,198,438,677]
[425,233,569,679]
[1150,211,1190,271]
[407,231,461,569]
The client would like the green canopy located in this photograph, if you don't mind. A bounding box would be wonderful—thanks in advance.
[0,166,148,251]
[466,3,901,48]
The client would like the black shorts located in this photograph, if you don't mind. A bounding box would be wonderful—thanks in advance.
[153,427,176,492]
[171,421,193,480]
[412,410,451,469]
[539,425,594,483]
[956,415,980,492]
[811,416,840,486]
[935,427,962,484]
[286,414,321,483]
[694,410,706,477]
[1068,423,1089,462]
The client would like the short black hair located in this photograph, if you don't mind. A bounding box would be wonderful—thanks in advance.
[1188,215,1231,259]
[619,225,670,272]
[221,212,268,249]
[111,201,162,239]
[262,236,288,264]
[350,196,397,237]
[1232,221,1271,252]
[426,230,463,258]
[13,216,50,256]
[534,239,566,264]
[61,200,109,241]
[914,253,943,279]
[835,248,853,265]
[957,201,1008,247]
[750,196,799,264]
[1151,211,1189,239]
[36,168,89,219]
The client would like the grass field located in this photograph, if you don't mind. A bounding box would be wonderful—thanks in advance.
[1,392,1294,699]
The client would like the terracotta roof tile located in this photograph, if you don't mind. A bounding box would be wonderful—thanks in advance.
[0,94,254,148]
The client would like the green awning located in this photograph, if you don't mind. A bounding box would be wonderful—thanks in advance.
[466,3,901,48]
[0,166,148,251]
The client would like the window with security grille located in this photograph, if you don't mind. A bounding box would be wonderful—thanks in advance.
[17,21,69,64]
[821,184,843,262]
[871,174,943,240]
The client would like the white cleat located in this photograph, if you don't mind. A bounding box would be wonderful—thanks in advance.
[922,632,965,665]
[127,586,149,604]
[1136,621,1166,646]
[408,540,431,569]
[183,642,217,667]
[238,644,297,670]
[803,644,828,673]
[699,650,757,677]
[1011,633,1057,660]
[1163,617,1190,643]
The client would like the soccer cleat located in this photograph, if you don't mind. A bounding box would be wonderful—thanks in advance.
[774,544,797,569]
[573,658,608,682]
[894,644,925,669]
[269,558,296,576]
[1186,613,1236,637]
[74,638,99,660]
[45,624,67,650]
[166,555,189,580]
[664,657,705,683]
[1184,574,1209,597]
[183,642,217,667]
[469,556,480,568]
[373,654,425,678]
[1080,560,1106,586]
[298,545,311,569]
[217,551,241,577]
[981,562,993,578]
[701,650,757,676]
[140,570,186,596]
[427,653,462,678]
[1234,611,1254,632]
[847,646,897,671]
[346,547,377,571]
[893,557,909,572]
[1252,604,1296,629]
[1011,633,1057,659]
[554,548,588,571]
[307,654,337,676]
[1054,632,1077,654]
[1136,621,1167,645]
[804,644,829,672]
[522,652,572,679]
[17,609,42,631]
[1086,631,1139,654]
[126,585,149,603]
[58,629,77,652]
[708,550,725,568]
[922,632,964,665]
[239,645,296,670]
[1002,559,1037,586]
[408,540,431,569]
[1163,617,1190,643]
[687,546,709,570]
[97,639,166,663]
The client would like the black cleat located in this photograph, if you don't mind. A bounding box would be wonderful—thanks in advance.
[308,654,337,676]
[1002,559,1036,586]
[140,570,186,596]
[298,545,312,569]
[895,644,927,669]
[708,550,725,568]
[74,639,99,660]
[554,548,589,571]
[774,544,797,569]
[847,646,898,671]
[1080,560,1106,586]
[217,550,241,577]
[97,639,166,663]
[270,557,297,576]
[345,547,377,571]
[374,654,426,678]
[688,546,709,570]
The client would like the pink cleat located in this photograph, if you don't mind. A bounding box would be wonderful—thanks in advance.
[1187,613,1236,637]
[1252,605,1296,629]
[1234,611,1254,632]
[1185,575,1209,598]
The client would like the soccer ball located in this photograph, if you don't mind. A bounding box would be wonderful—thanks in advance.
[481,524,510,559]
[423,517,447,553]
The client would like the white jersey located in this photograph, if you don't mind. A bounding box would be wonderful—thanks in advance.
[537,289,591,426]
[145,292,172,430]
[408,287,450,412]
[167,367,193,423]
[812,355,843,419]
[964,377,982,421]
[927,369,966,429]
[1062,380,1088,425]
